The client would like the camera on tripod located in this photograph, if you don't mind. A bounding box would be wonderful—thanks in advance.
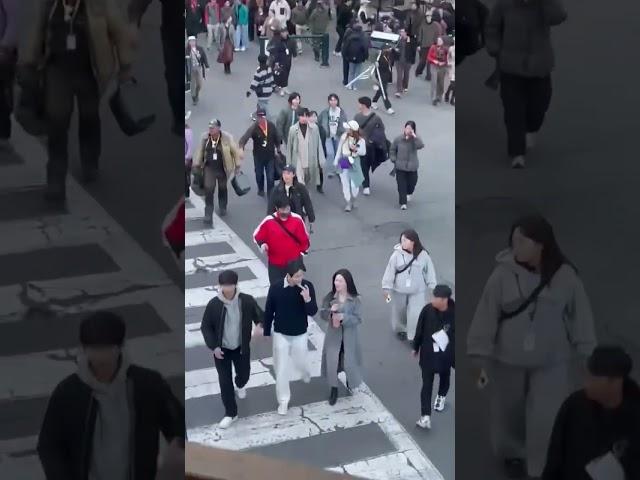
[369,31,400,50]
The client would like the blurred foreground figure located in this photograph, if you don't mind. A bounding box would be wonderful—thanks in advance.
[542,346,640,480]
[129,0,185,135]
[0,0,18,152]
[38,311,185,480]
[18,0,133,202]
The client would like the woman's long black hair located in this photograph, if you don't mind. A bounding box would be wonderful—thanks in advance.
[399,229,425,259]
[508,215,576,287]
[330,269,359,297]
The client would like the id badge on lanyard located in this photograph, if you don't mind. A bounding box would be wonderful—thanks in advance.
[64,2,80,51]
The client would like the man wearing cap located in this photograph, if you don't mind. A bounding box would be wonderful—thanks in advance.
[268,164,315,229]
[186,35,209,105]
[287,107,324,188]
[542,345,640,480]
[412,284,455,430]
[239,107,281,197]
[194,118,242,225]
[38,311,184,480]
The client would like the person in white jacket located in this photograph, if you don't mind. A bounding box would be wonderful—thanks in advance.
[382,229,437,341]
[466,215,596,479]
[269,0,291,32]
[334,120,366,212]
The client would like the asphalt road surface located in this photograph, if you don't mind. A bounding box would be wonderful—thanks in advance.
[0,3,183,478]
[456,0,640,478]
[184,21,455,480]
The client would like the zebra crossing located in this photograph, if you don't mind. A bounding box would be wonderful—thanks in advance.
[0,128,183,479]
[184,193,444,480]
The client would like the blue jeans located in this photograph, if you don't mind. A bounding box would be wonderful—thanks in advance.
[235,24,249,49]
[348,62,364,89]
[325,137,338,175]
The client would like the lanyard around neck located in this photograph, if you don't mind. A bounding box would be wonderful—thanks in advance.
[62,0,81,32]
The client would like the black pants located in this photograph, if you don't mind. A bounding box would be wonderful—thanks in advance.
[214,346,251,417]
[342,57,349,85]
[224,62,231,74]
[248,10,255,41]
[0,63,14,139]
[45,62,100,186]
[268,263,288,285]
[395,169,418,205]
[445,80,455,104]
[500,73,552,158]
[361,148,373,189]
[204,168,228,219]
[372,80,392,109]
[255,156,275,195]
[185,164,192,197]
[335,27,345,53]
[420,367,451,416]
[161,24,184,128]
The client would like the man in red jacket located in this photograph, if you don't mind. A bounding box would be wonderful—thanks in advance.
[253,196,310,284]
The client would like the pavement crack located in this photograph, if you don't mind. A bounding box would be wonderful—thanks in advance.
[299,406,324,432]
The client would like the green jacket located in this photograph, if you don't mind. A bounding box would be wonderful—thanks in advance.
[307,6,330,34]
[235,3,249,25]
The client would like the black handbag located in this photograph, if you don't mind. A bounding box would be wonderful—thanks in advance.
[109,78,156,136]
[231,171,251,196]
[191,168,206,196]
[14,67,47,137]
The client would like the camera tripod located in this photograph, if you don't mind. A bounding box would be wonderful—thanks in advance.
[345,50,389,101]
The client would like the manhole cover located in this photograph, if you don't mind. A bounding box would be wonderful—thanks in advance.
[373,221,413,238]
[456,197,538,234]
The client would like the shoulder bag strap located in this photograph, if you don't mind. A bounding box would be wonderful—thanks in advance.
[272,215,302,246]
[394,254,417,278]
[498,280,546,323]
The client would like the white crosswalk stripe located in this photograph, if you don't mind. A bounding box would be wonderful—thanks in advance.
[185,192,444,480]
[0,129,183,479]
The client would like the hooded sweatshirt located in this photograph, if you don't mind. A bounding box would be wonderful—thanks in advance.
[76,352,131,480]
[219,289,242,350]
[382,244,437,295]
[467,249,597,369]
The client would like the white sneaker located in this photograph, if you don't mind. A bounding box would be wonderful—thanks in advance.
[302,372,311,384]
[277,403,288,415]
[416,415,431,429]
[386,108,395,115]
[234,48,240,52]
[400,204,407,210]
[218,416,237,429]
[241,46,246,52]
[371,103,378,110]
[280,89,285,97]
[407,194,412,202]
[236,387,247,399]
[363,187,370,196]
[511,155,526,169]
[526,132,537,149]
[434,395,446,412]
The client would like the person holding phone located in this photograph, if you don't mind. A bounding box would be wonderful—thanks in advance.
[320,269,365,406]
[467,215,596,479]
[382,229,437,342]
[263,258,318,415]
[412,285,455,430]
[389,120,424,210]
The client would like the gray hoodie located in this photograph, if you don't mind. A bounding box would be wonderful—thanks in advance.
[219,289,241,350]
[467,249,596,369]
[382,245,437,295]
[77,351,131,480]
[486,0,568,77]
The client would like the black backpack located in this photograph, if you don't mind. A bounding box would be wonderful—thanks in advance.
[456,0,489,64]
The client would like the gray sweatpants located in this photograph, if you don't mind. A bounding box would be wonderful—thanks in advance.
[390,291,427,341]
[489,361,570,477]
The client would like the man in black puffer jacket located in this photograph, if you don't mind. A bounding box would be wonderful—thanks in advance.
[38,311,184,480]
[268,164,315,230]
[412,284,455,430]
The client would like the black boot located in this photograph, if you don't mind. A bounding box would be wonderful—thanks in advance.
[328,387,338,406]
[44,181,66,203]
[503,459,526,479]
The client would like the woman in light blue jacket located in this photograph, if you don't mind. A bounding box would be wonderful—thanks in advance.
[334,120,365,212]
[382,229,437,342]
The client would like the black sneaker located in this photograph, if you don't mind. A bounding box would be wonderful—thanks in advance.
[504,459,526,479]
[82,165,99,184]
[219,207,227,217]
[257,190,265,197]
[203,217,213,226]
[396,332,407,341]
[316,186,323,194]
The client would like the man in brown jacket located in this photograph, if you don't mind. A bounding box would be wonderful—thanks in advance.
[18,0,133,202]
[194,119,243,225]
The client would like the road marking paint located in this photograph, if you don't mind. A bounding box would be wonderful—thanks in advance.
[328,452,425,480]
[185,257,265,277]
[185,278,270,309]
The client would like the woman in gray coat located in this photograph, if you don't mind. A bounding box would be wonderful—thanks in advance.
[320,269,364,406]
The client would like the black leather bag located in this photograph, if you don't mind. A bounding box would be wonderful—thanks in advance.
[14,66,47,137]
[231,171,251,196]
[191,168,206,196]
[109,78,156,136]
